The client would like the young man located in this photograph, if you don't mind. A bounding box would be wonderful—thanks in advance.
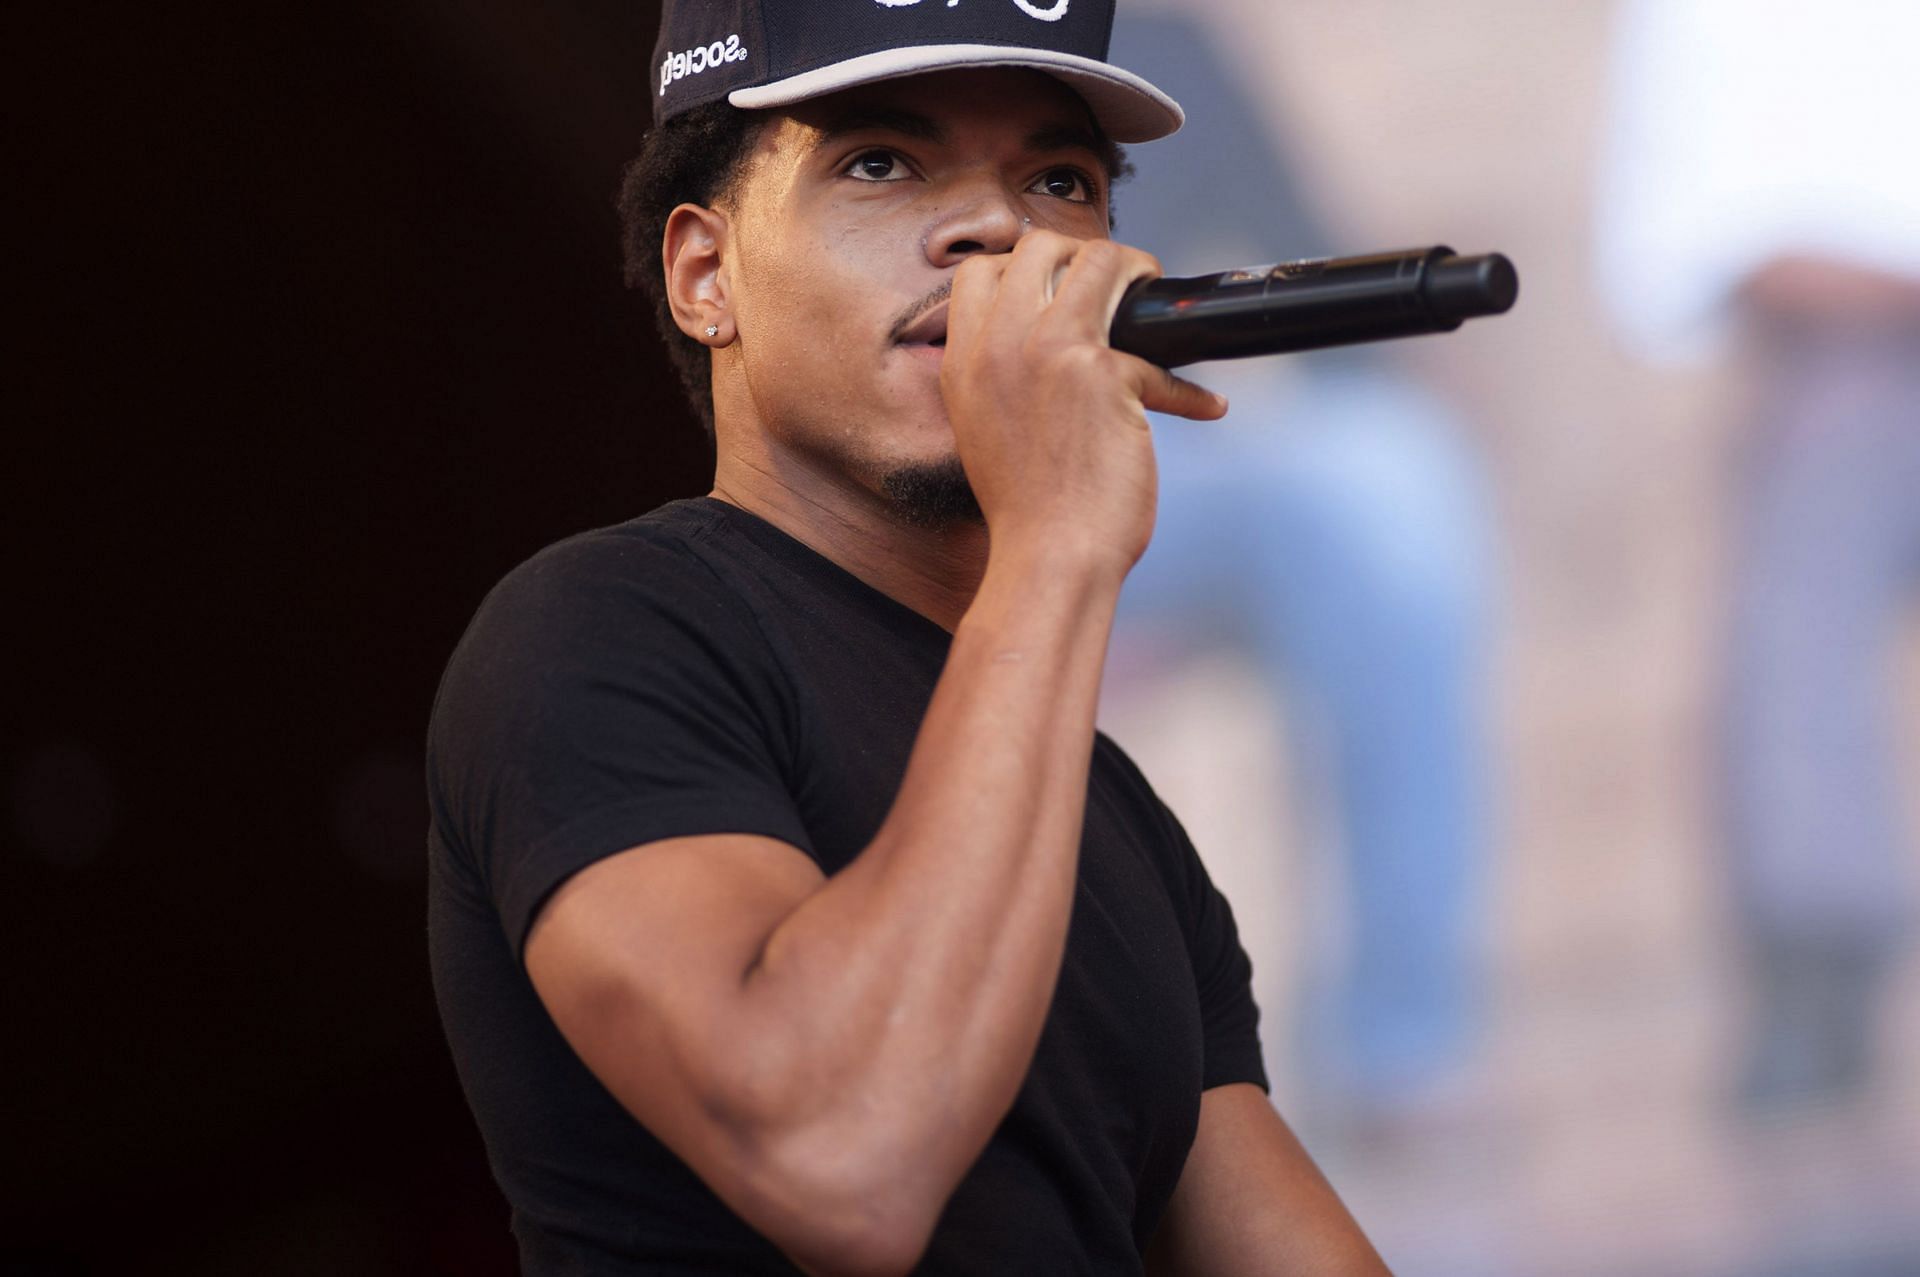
[428,2,1389,1273]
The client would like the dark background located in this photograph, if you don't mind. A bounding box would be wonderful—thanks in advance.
[9,1,688,1270]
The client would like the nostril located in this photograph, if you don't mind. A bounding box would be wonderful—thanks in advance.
[949,240,984,255]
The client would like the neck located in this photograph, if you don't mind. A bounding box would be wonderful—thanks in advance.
[709,438,989,633]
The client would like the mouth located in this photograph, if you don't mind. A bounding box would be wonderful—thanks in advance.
[893,302,949,352]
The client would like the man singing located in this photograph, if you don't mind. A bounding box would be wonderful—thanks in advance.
[428,1,1389,1272]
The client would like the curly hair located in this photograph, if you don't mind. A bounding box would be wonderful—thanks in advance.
[617,98,1132,437]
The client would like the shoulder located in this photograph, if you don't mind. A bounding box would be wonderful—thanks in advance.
[1091,730,1169,815]
[1093,729,1147,778]
[1092,731,1210,890]
[451,503,767,673]
[477,503,736,630]
[425,503,807,874]
[429,503,790,748]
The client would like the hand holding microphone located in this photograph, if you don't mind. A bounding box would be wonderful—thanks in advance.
[943,232,1227,572]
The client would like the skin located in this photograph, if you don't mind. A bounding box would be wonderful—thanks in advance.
[524,68,1390,1277]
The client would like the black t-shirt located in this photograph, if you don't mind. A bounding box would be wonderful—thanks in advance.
[427,497,1267,1275]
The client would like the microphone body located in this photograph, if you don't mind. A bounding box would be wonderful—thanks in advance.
[1109,245,1518,368]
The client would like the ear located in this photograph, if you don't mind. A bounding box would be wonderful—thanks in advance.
[663,203,734,346]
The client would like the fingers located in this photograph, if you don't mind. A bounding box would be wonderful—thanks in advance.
[995,229,1087,315]
[1128,356,1229,421]
[948,251,1012,347]
[979,232,1158,341]
[950,233,1225,422]
[1048,238,1161,338]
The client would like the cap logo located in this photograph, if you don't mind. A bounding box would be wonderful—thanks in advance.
[872,0,1070,21]
[659,33,749,96]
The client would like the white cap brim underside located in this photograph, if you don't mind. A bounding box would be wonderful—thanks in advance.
[728,43,1183,143]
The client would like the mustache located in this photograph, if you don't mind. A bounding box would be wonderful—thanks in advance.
[887,281,952,344]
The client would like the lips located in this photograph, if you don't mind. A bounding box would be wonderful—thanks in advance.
[894,304,949,348]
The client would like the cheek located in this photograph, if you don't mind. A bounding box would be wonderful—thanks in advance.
[735,226,903,398]
[727,203,949,445]
[737,232,861,356]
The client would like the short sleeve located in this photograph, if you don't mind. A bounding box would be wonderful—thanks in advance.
[1176,814,1269,1093]
[1097,738,1269,1094]
[427,527,813,961]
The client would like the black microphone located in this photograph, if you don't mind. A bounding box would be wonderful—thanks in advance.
[1109,246,1518,368]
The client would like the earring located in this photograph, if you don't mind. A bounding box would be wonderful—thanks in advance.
[705,325,720,338]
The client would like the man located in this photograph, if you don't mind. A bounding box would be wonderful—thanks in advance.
[428,2,1389,1272]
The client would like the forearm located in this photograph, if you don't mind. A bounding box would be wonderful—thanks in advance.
[727,538,1123,1232]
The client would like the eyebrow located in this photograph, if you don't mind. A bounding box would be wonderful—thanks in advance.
[814,107,949,146]
[1023,122,1106,166]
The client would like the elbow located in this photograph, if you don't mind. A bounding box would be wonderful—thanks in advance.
[726,1121,944,1277]
[786,1208,937,1277]
[696,1038,954,1274]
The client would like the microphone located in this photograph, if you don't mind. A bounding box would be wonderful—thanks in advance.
[1109,246,1518,368]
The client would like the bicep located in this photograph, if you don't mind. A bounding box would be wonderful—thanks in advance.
[1146,1084,1390,1277]
[524,833,826,1179]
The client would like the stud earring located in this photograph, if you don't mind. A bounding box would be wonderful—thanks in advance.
[705,324,719,338]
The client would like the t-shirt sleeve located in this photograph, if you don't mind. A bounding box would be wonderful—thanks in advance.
[1172,809,1270,1094]
[1099,738,1269,1094]
[427,528,814,961]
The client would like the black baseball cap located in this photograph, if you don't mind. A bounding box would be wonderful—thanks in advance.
[650,0,1183,143]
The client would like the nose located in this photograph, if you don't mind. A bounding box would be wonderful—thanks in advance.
[924,175,1028,268]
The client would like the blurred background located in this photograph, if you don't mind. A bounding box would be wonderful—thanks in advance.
[8,1,1917,1273]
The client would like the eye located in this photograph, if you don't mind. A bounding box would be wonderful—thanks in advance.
[845,149,912,183]
[1029,166,1096,204]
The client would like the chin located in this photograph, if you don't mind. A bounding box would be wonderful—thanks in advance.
[878,455,982,530]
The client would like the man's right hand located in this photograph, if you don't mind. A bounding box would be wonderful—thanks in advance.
[940,230,1227,576]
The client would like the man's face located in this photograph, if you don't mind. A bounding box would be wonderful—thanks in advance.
[713,68,1115,523]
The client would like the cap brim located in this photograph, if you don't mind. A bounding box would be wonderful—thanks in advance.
[727,43,1182,143]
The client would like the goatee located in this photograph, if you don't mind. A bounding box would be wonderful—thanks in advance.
[879,458,984,530]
